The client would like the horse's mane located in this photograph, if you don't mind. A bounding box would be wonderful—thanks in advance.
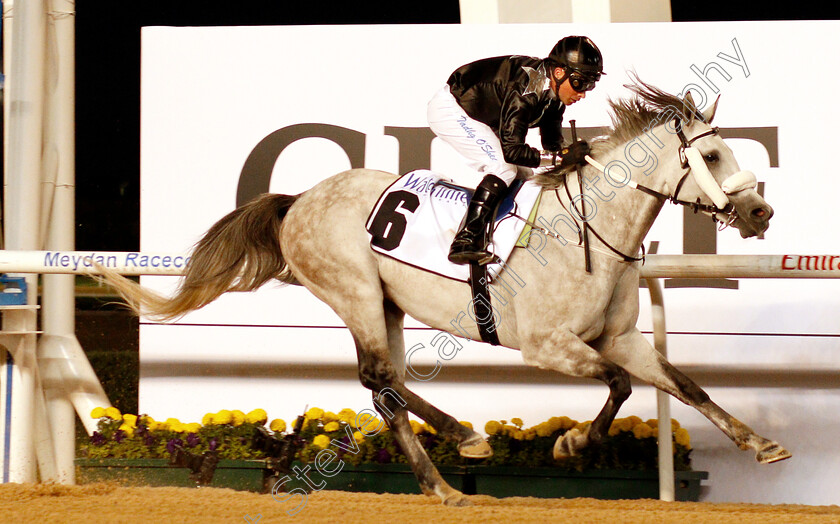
[532,76,696,189]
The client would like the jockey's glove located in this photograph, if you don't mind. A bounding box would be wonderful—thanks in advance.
[539,150,558,167]
[558,140,591,169]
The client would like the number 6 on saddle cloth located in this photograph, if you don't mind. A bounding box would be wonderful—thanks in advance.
[365,170,541,285]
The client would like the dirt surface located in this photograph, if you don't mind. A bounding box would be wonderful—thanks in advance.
[2,483,839,524]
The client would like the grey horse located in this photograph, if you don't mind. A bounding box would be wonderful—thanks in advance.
[102,80,790,506]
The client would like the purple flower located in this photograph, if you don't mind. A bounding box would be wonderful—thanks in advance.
[186,433,200,448]
[113,430,126,443]
[374,449,392,464]
[208,437,219,451]
[166,438,184,454]
[144,433,157,447]
[90,431,106,446]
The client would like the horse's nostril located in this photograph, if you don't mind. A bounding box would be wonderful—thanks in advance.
[752,208,768,219]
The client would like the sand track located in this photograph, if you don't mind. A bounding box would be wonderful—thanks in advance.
[2,483,839,523]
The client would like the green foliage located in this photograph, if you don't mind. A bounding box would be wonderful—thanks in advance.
[79,410,693,472]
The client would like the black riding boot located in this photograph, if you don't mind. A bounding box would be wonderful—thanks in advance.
[448,174,507,265]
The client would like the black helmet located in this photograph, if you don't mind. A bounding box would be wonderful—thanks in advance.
[547,36,604,75]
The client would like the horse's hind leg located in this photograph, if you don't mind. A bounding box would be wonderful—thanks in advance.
[600,329,791,464]
[372,390,470,506]
[348,301,472,506]
[521,330,632,459]
[379,301,491,458]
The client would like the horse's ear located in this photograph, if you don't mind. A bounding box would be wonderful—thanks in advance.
[682,91,697,124]
[703,95,721,124]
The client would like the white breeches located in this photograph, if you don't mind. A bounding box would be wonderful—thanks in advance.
[427,85,527,186]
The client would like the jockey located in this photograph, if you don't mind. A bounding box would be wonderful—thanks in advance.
[427,35,604,265]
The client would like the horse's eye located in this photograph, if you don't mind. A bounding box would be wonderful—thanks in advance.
[704,153,719,163]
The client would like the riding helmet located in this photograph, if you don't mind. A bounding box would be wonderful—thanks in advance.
[547,36,604,75]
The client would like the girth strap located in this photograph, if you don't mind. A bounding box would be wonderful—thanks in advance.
[469,262,500,346]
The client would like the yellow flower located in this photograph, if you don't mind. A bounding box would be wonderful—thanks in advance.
[185,422,201,433]
[122,414,138,428]
[323,411,340,423]
[511,417,524,428]
[670,419,681,431]
[512,430,525,440]
[164,417,181,430]
[363,416,384,434]
[90,407,106,419]
[352,430,365,443]
[535,422,554,438]
[324,421,340,432]
[270,419,287,433]
[675,427,691,449]
[170,422,187,433]
[312,434,330,449]
[422,422,436,435]
[409,420,424,435]
[148,420,161,431]
[306,407,325,421]
[459,421,473,430]
[201,413,215,426]
[246,409,268,425]
[338,408,356,425]
[231,410,246,427]
[645,418,659,429]
[573,421,592,433]
[627,415,643,427]
[608,421,621,437]
[118,423,134,437]
[484,420,502,436]
[215,410,233,425]
[632,422,655,440]
[354,412,382,433]
[618,417,635,432]
[104,407,122,420]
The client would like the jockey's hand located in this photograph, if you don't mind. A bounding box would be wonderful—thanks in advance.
[559,140,591,169]
[539,150,558,167]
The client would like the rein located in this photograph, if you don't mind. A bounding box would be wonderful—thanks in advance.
[522,115,744,269]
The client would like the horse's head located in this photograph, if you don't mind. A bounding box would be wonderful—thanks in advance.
[662,93,774,238]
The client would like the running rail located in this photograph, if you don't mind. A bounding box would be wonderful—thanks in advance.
[1,249,839,499]
[2,251,840,278]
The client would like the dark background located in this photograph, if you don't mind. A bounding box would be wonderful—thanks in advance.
[66,1,835,251]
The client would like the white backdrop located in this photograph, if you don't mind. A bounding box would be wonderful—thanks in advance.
[139,22,840,504]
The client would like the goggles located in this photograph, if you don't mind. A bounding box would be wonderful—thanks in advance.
[568,71,600,93]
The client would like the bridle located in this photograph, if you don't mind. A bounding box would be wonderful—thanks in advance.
[524,114,758,266]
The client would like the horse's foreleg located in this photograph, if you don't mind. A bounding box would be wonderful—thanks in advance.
[600,329,791,464]
[521,331,632,459]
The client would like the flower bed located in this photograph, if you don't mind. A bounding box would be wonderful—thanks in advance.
[77,406,702,500]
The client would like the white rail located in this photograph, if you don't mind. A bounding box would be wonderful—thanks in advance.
[1,249,839,500]
[2,251,840,279]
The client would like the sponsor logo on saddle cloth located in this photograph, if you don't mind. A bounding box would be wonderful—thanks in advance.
[365,170,542,283]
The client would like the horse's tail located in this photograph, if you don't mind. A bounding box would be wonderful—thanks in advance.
[100,193,299,321]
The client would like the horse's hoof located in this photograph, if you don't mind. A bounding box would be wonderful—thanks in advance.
[442,491,472,507]
[756,441,792,464]
[458,432,493,458]
[553,427,586,460]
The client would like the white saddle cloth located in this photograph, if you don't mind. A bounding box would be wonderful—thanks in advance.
[365,170,541,283]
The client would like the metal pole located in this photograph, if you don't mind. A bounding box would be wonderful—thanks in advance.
[646,277,675,501]
[37,0,97,484]
[4,0,47,484]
